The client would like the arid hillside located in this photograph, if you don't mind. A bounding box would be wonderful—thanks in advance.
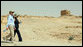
[1,15,82,46]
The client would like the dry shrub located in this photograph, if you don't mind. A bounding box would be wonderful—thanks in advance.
[68,36,74,40]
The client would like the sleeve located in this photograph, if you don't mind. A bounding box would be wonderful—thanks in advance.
[6,16,11,28]
[6,16,9,28]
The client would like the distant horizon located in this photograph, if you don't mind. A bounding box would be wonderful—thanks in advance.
[1,1,82,17]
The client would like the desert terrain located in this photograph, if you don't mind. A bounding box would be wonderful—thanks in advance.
[1,15,82,46]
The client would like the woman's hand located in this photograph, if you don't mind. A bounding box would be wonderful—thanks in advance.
[14,28,16,30]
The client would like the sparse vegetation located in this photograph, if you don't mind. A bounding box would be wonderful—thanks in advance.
[68,36,74,40]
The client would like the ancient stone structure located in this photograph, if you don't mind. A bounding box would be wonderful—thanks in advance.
[61,10,71,16]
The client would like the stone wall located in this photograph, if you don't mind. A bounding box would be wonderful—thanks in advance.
[61,10,71,16]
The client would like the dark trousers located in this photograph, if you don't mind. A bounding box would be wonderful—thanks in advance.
[14,29,22,41]
[10,28,22,41]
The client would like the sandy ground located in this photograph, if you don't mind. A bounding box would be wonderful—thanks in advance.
[1,15,82,46]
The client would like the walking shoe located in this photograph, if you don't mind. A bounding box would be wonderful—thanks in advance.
[5,41,14,43]
[19,41,22,42]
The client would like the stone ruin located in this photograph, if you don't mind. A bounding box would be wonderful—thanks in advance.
[61,10,71,16]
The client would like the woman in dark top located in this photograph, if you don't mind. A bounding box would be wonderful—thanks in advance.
[10,16,22,42]
[14,16,22,41]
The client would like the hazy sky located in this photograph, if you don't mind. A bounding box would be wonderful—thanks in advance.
[1,1,82,17]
